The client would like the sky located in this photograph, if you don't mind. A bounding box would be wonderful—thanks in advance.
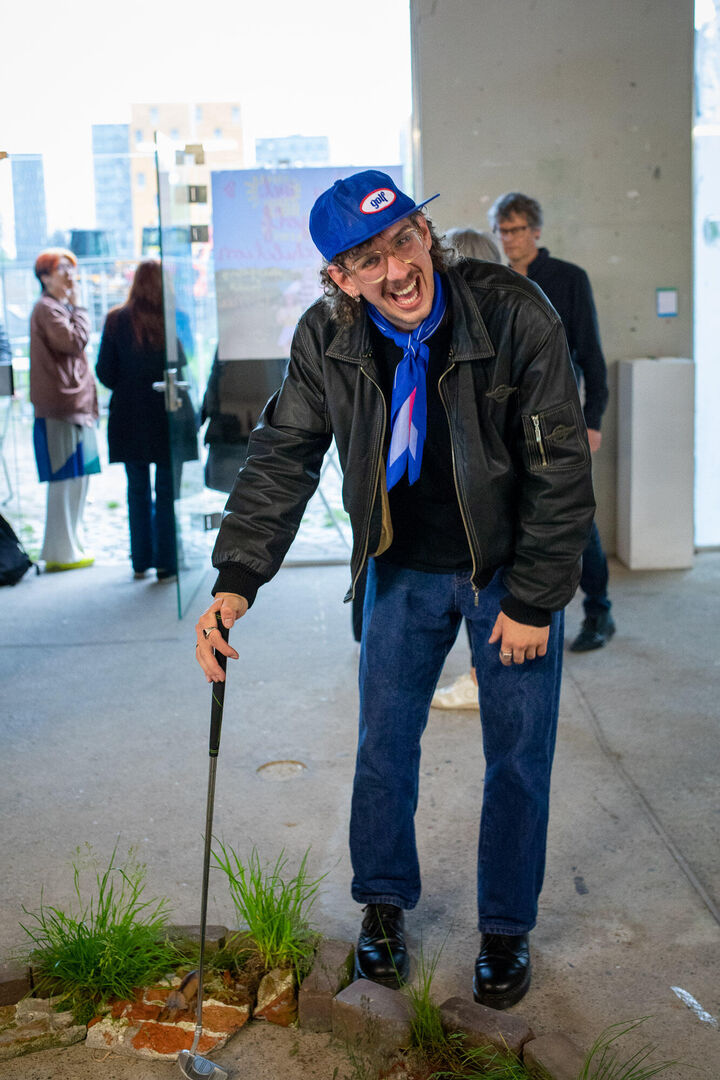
[1,0,412,232]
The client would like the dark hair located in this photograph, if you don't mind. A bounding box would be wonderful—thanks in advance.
[34,248,77,287]
[121,259,165,350]
[487,193,543,231]
[445,227,501,263]
[318,212,456,326]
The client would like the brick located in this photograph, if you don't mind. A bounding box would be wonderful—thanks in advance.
[298,938,354,1032]
[439,995,534,1056]
[165,924,229,953]
[0,999,85,1062]
[523,1032,587,1080]
[332,979,412,1058]
[254,967,297,1026]
[0,962,31,1007]
[86,997,249,1062]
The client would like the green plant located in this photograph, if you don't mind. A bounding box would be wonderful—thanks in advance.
[20,844,178,1025]
[106,499,120,510]
[211,843,326,978]
[577,1018,679,1079]
[406,941,448,1064]
[403,940,532,1079]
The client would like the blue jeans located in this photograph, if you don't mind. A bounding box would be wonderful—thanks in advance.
[125,462,178,574]
[350,560,564,934]
[580,520,611,617]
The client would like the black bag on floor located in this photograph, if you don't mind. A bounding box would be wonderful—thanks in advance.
[0,513,33,586]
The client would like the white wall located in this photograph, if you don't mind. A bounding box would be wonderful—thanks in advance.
[410,0,694,552]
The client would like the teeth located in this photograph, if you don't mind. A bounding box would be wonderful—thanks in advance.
[393,281,417,297]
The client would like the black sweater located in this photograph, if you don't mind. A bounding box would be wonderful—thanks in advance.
[527,248,608,430]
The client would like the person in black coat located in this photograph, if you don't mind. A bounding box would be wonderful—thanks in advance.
[96,260,197,580]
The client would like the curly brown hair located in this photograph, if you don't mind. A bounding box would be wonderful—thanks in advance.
[318,213,456,326]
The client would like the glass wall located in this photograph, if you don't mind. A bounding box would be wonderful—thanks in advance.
[0,0,411,614]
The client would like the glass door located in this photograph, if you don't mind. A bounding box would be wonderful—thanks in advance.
[155,133,219,617]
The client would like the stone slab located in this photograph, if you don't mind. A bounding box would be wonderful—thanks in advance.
[0,962,31,1007]
[439,995,534,1056]
[298,938,354,1032]
[523,1031,587,1080]
[332,979,412,1058]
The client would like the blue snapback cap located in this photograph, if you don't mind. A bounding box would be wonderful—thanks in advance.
[309,169,440,262]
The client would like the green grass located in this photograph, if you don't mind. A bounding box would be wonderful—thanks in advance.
[577,1018,680,1079]
[20,844,178,1025]
[211,843,326,979]
[401,941,533,1080]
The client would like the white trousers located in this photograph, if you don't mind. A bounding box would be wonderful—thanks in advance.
[41,475,89,564]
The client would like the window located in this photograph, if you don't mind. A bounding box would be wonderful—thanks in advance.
[231,106,241,124]
[136,172,146,190]
[214,128,222,139]
[149,107,159,123]
[195,106,203,122]
[135,129,143,144]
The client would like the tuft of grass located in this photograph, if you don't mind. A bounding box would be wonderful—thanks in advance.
[211,843,326,978]
[406,941,449,1063]
[402,940,533,1080]
[577,1017,680,1079]
[20,844,178,1025]
[106,500,121,510]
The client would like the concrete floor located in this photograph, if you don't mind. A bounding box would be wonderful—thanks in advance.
[1,554,719,1078]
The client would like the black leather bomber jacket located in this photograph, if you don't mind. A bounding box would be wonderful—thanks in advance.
[212,260,596,614]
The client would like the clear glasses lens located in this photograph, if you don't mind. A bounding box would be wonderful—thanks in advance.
[352,229,425,283]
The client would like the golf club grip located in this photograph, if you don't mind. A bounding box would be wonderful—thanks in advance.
[209,623,229,756]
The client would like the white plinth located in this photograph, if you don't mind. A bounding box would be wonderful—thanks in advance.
[616,357,695,570]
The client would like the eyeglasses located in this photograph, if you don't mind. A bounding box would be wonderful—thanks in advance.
[341,226,426,284]
[493,224,532,239]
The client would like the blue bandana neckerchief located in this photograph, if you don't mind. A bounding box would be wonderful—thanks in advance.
[367,272,447,491]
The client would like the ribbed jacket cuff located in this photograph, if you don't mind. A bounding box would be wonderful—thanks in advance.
[212,564,266,609]
[500,593,552,628]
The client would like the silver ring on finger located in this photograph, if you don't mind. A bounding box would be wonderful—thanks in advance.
[203,626,218,639]
[500,650,513,660]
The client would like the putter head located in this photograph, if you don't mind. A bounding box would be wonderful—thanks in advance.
[177,1049,229,1079]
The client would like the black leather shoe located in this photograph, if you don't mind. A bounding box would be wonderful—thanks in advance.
[473,933,531,1010]
[569,612,616,652]
[354,903,409,987]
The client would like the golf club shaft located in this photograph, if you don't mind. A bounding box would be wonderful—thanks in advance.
[191,621,229,1054]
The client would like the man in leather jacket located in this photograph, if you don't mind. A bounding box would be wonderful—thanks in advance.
[196,171,595,1009]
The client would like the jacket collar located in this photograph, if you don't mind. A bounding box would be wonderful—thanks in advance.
[325,267,495,370]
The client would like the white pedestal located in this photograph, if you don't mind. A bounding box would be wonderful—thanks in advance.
[616,357,695,569]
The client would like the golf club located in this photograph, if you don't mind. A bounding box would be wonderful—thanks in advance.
[178,616,230,1080]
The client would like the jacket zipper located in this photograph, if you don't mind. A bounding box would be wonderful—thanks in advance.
[531,414,548,467]
[438,360,481,606]
[350,366,387,599]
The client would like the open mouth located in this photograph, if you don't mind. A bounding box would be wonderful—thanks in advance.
[386,275,422,309]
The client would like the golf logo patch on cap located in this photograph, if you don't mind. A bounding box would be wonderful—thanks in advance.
[360,188,397,214]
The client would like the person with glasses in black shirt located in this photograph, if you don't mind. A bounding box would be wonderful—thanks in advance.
[489,192,615,652]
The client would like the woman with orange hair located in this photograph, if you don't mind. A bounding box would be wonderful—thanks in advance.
[96,259,197,581]
[30,248,100,571]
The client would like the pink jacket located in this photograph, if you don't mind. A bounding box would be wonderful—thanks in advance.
[30,295,98,425]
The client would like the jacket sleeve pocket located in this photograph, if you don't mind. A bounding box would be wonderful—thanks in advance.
[521,399,589,472]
